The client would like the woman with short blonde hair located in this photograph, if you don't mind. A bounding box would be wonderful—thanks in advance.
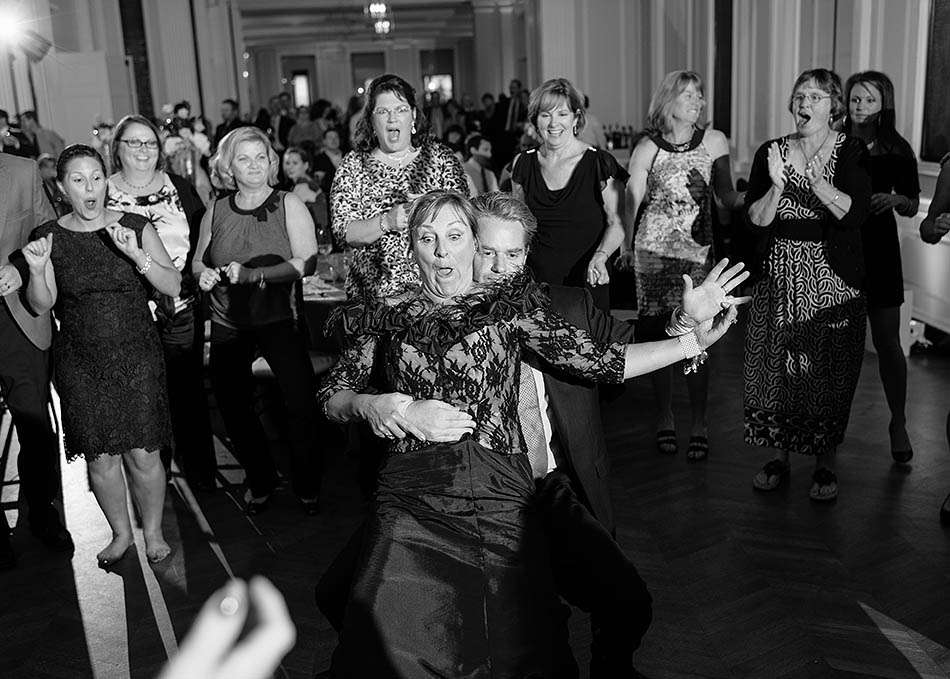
[210,126,280,191]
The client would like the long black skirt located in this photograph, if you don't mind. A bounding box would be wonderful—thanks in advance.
[332,440,564,678]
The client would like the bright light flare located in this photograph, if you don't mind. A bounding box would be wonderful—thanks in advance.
[0,8,24,46]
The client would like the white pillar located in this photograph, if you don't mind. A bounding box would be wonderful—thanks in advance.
[537,0,577,83]
[473,0,503,97]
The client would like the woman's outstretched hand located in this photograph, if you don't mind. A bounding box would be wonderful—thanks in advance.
[681,258,752,324]
[158,576,295,679]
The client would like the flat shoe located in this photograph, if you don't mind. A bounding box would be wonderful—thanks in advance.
[752,459,790,491]
[686,435,708,462]
[941,492,950,526]
[656,429,677,455]
[809,468,838,502]
[244,490,271,516]
[891,448,913,464]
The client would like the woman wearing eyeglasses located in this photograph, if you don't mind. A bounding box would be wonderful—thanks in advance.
[744,68,871,502]
[106,114,217,492]
[330,73,469,300]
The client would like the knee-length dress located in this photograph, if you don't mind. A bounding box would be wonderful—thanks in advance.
[32,214,171,460]
[317,274,626,678]
[634,128,715,336]
[861,136,920,308]
[743,134,870,455]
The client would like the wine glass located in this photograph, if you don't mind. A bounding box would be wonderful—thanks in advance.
[316,226,333,257]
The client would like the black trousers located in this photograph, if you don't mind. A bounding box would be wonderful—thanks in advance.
[157,303,216,486]
[315,469,652,678]
[209,319,321,499]
[0,305,60,530]
[537,470,653,678]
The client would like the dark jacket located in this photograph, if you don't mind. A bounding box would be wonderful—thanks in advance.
[526,284,634,533]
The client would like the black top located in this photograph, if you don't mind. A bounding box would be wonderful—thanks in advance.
[513,147,628,308]
[744,134,871,289]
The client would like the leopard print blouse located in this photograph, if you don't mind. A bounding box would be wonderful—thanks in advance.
[329,139,469,299]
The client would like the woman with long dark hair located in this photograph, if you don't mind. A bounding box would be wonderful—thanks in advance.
[842,71,920,463]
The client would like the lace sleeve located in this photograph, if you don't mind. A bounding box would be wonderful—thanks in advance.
[316,332,378,417]
[512,306,625,383]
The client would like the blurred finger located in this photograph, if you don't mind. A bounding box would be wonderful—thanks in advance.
[707,258,728,280]
[163,579,249,678]
[215,577,295,679]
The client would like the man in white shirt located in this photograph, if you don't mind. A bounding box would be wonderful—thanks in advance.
[462,134,499,196]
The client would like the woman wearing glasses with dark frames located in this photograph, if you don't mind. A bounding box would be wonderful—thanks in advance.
[106,114,217,493]
[329,73,469,301]
[744,68,871,502]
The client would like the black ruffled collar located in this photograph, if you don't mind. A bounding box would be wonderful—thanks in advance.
[229,189,281,222]
[328,271,550,355]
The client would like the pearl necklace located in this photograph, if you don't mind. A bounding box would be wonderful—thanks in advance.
[121,172,159,190]
[377,147,417,167]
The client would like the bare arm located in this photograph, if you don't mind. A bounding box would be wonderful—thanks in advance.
[587,177,625,286]
[620,137,655,265]
[22,234,57,314]
[921,162,950,244]
[137,224,182,297]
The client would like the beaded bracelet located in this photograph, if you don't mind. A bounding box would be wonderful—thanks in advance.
[137,252,153,275]
[677,331,708,374]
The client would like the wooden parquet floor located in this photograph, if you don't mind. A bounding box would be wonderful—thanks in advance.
[2,323,949,679]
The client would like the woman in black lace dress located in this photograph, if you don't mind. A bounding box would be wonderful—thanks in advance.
[317,190,739,677]
[23,145,180,567]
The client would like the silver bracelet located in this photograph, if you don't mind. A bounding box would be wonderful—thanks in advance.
[137,251,153,275]
[666,305,698,336]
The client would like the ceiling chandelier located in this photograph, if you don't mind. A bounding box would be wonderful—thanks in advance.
[365,2,393,35]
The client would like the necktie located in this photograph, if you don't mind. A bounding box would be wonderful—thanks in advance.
[518,364,549,479]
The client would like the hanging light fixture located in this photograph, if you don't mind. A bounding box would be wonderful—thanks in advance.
[366,3,388,19]
[373,18,391,35]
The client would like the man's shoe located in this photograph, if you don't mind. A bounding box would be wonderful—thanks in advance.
[30,508,75,554]
[941,492,950,526]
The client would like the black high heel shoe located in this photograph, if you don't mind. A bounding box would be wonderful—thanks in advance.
[941,492,950,526]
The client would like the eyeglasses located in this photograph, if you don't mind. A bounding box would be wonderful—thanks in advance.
[372,105,412,118]
[791,93,831,105]
[120,138,160,150]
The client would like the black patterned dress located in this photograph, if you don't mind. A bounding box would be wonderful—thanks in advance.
[317,274,626,678]
[743,134,868,455]
[32,214,171,460]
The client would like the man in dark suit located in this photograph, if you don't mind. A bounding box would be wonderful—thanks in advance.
[0,153,74,568]
[212,98,248,152]
[470,192,649,678]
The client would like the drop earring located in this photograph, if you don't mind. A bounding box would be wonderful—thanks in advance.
[411,122,417,134]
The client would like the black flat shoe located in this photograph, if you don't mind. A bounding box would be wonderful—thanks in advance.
[891,448,913,464]
[0,531,15,571]
[244,491,271,516]
[941,492,950,526]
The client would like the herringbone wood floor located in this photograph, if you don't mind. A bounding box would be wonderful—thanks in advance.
[2,323,949,679]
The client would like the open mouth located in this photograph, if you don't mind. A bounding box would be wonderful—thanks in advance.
[386,127,401,143]
[435,266,454,278]
[82,198,98,210]
[796,111,812,126]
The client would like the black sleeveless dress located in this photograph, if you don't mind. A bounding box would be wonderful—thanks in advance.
[513,146,628,309]
[32,213,171,461]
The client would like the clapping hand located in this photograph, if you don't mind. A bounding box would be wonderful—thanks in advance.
[767,142,787,190]
[682,258,752,324]
[106,225,142,259]
[158,577,295,679]
[22,234,53,271]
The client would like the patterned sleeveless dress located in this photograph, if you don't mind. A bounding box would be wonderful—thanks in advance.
[743,134,867,455]
[633,128,714,336]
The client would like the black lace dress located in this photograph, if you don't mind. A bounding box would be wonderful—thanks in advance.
[317,274,626,678]
[32,213,172,461]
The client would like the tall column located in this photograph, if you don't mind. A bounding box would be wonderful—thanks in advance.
[473,0,503,97]
[536,0,577,83]
[497,0,518,86]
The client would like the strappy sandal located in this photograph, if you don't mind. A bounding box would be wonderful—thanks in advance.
[809,468,838,502]
[656,429,678,455]
[752,459,790,491]
[686,435,709,462]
